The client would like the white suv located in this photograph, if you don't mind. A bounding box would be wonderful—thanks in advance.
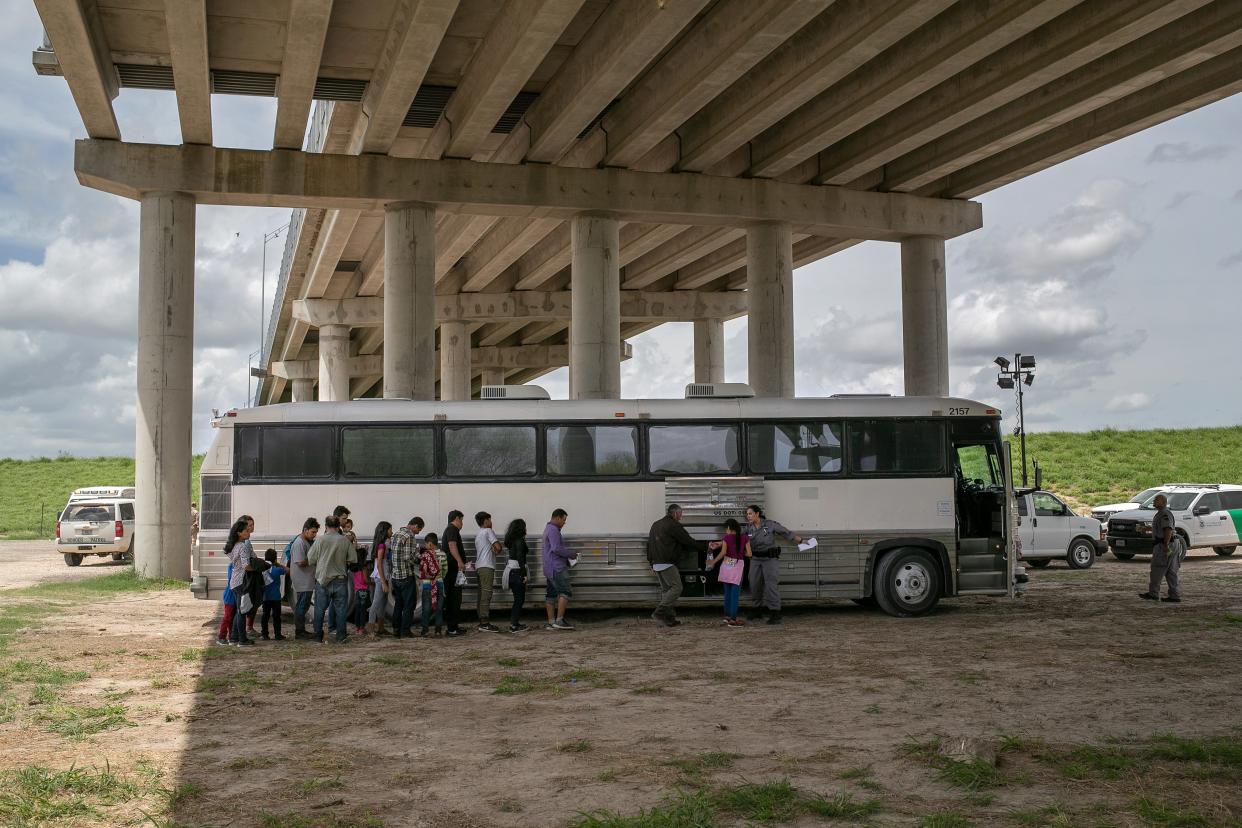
[1090,487,1165,523]
[55,487,136,567]
[1106,484,1242,559]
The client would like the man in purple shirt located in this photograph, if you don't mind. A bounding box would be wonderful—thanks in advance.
[541,508,575,631]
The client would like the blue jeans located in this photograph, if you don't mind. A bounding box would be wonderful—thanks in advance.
[391,577,417,637]
[722,583,741,619]
[294,590,313,633]
[229,593,249,642]
[421,581,445,630]
[313,578,349,642]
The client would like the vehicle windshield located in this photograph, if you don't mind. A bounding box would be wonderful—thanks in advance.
[1130,487,1161,503]
[1137,491,1196,511]
[62,503,114,522]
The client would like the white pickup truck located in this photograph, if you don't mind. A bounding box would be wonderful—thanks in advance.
[1015,489,1107,570]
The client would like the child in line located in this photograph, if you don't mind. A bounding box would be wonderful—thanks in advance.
[260,548,287,640]
[215,561,236,646]
[351,547,371,636]
[708,518,751,627]
[418,532,447,637]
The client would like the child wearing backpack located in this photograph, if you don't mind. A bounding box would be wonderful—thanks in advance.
[418,532,447,637]
[260,548,287,640]
[707,518,751,627]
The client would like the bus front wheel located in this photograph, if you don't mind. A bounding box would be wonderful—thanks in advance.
[873,548,941,618]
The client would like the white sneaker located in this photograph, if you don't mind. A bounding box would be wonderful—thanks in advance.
[551,618,575,631]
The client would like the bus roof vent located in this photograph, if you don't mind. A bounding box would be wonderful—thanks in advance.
[480,384,551,400]
[684,383,755,399]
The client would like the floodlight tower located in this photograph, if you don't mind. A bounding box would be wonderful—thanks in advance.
[994,354,1036,486]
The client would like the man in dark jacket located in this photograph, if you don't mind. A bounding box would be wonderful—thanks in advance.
[647,504,718,627]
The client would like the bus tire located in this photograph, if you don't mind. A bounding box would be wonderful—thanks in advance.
[873,548,941,618]
[1214,546,1236,557]
[1026,558,1051,568]
[1066,539,1096,570]
[64,553,83,567]
[1111,549,1135,560]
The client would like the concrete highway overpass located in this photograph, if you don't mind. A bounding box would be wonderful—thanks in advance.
[31,0,1242,576]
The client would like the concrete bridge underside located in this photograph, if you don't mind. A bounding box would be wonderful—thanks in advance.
[32,0,1242,577]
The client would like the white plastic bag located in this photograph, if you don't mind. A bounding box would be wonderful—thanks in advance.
[238,593,254,615]
[455,570,468,587]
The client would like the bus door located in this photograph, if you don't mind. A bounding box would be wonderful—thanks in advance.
[665,477,764,599]
[950,420,1008,594]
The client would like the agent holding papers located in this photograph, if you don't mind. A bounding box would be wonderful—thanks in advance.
[744,505,804,625]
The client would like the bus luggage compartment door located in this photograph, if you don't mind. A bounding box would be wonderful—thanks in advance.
[665,476,765,599]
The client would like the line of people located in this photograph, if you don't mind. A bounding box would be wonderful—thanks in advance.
[215,501,802,645]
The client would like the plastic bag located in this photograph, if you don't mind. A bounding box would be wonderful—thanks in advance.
[455,570,468,587]
[238,593,254,615]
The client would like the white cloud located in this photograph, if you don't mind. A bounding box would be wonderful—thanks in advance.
[1106,393,1153,413]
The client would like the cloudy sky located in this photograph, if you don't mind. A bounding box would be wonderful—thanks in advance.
[1,6,1240,459]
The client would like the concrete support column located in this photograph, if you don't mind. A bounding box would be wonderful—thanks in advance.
[481,369,506,387]
[291,379,316,402]
[135,191,195,581]
[569,214,621,399]
[745,222,794,398]
[692,318,725,384]
[318,324,351,402]
[440,321,471,401]
[384,202,437,400]
[900,236,949,397]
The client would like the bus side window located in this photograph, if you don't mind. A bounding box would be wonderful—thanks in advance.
[748,422,842,474]
[546,425,638,476]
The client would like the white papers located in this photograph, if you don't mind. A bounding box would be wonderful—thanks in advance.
[568,554,580,567]
[797,537,818,552]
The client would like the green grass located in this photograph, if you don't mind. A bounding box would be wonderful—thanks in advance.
[558,739,593,753]
[258,812,384,828]
[1007,427,1242,509]
[295,776,346,796]
[0,762,151,826]
[0,455,203,537]
[899,738,1001,792]
[1131,798,1212,828]
[921,813,972,828]
[664,753,740,775]
[35,701,134,740]
[496,656,522,667]
[573,790,717,828]
[5,568,188,599]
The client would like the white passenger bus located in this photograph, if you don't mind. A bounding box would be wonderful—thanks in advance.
[192,388,1018,617]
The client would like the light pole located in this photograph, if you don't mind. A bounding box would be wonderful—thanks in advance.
[257,222,289,407]
[994,354,1036,487]
[259,222,290,362]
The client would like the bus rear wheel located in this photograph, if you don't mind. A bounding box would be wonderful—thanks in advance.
[64,553,83,567]
[1214,546,1237,557]
[874,548,941,618]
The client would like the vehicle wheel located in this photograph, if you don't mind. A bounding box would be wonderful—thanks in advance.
[111,553,125,562]
[1214,546,1237,557]
[873,548,941,618]
[64,553,83,567]
[1111,549,1135,560]
[1066,539,1096,570]
[1026,558,1051,568]
[850,596,877,608]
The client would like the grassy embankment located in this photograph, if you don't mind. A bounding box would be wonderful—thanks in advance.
[1009,426,1242,510]
[0,456,203,539]
[0,426,1238,536]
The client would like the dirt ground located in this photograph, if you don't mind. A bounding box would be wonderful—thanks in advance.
[1,538,1241,828]
[0,540,130,589]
